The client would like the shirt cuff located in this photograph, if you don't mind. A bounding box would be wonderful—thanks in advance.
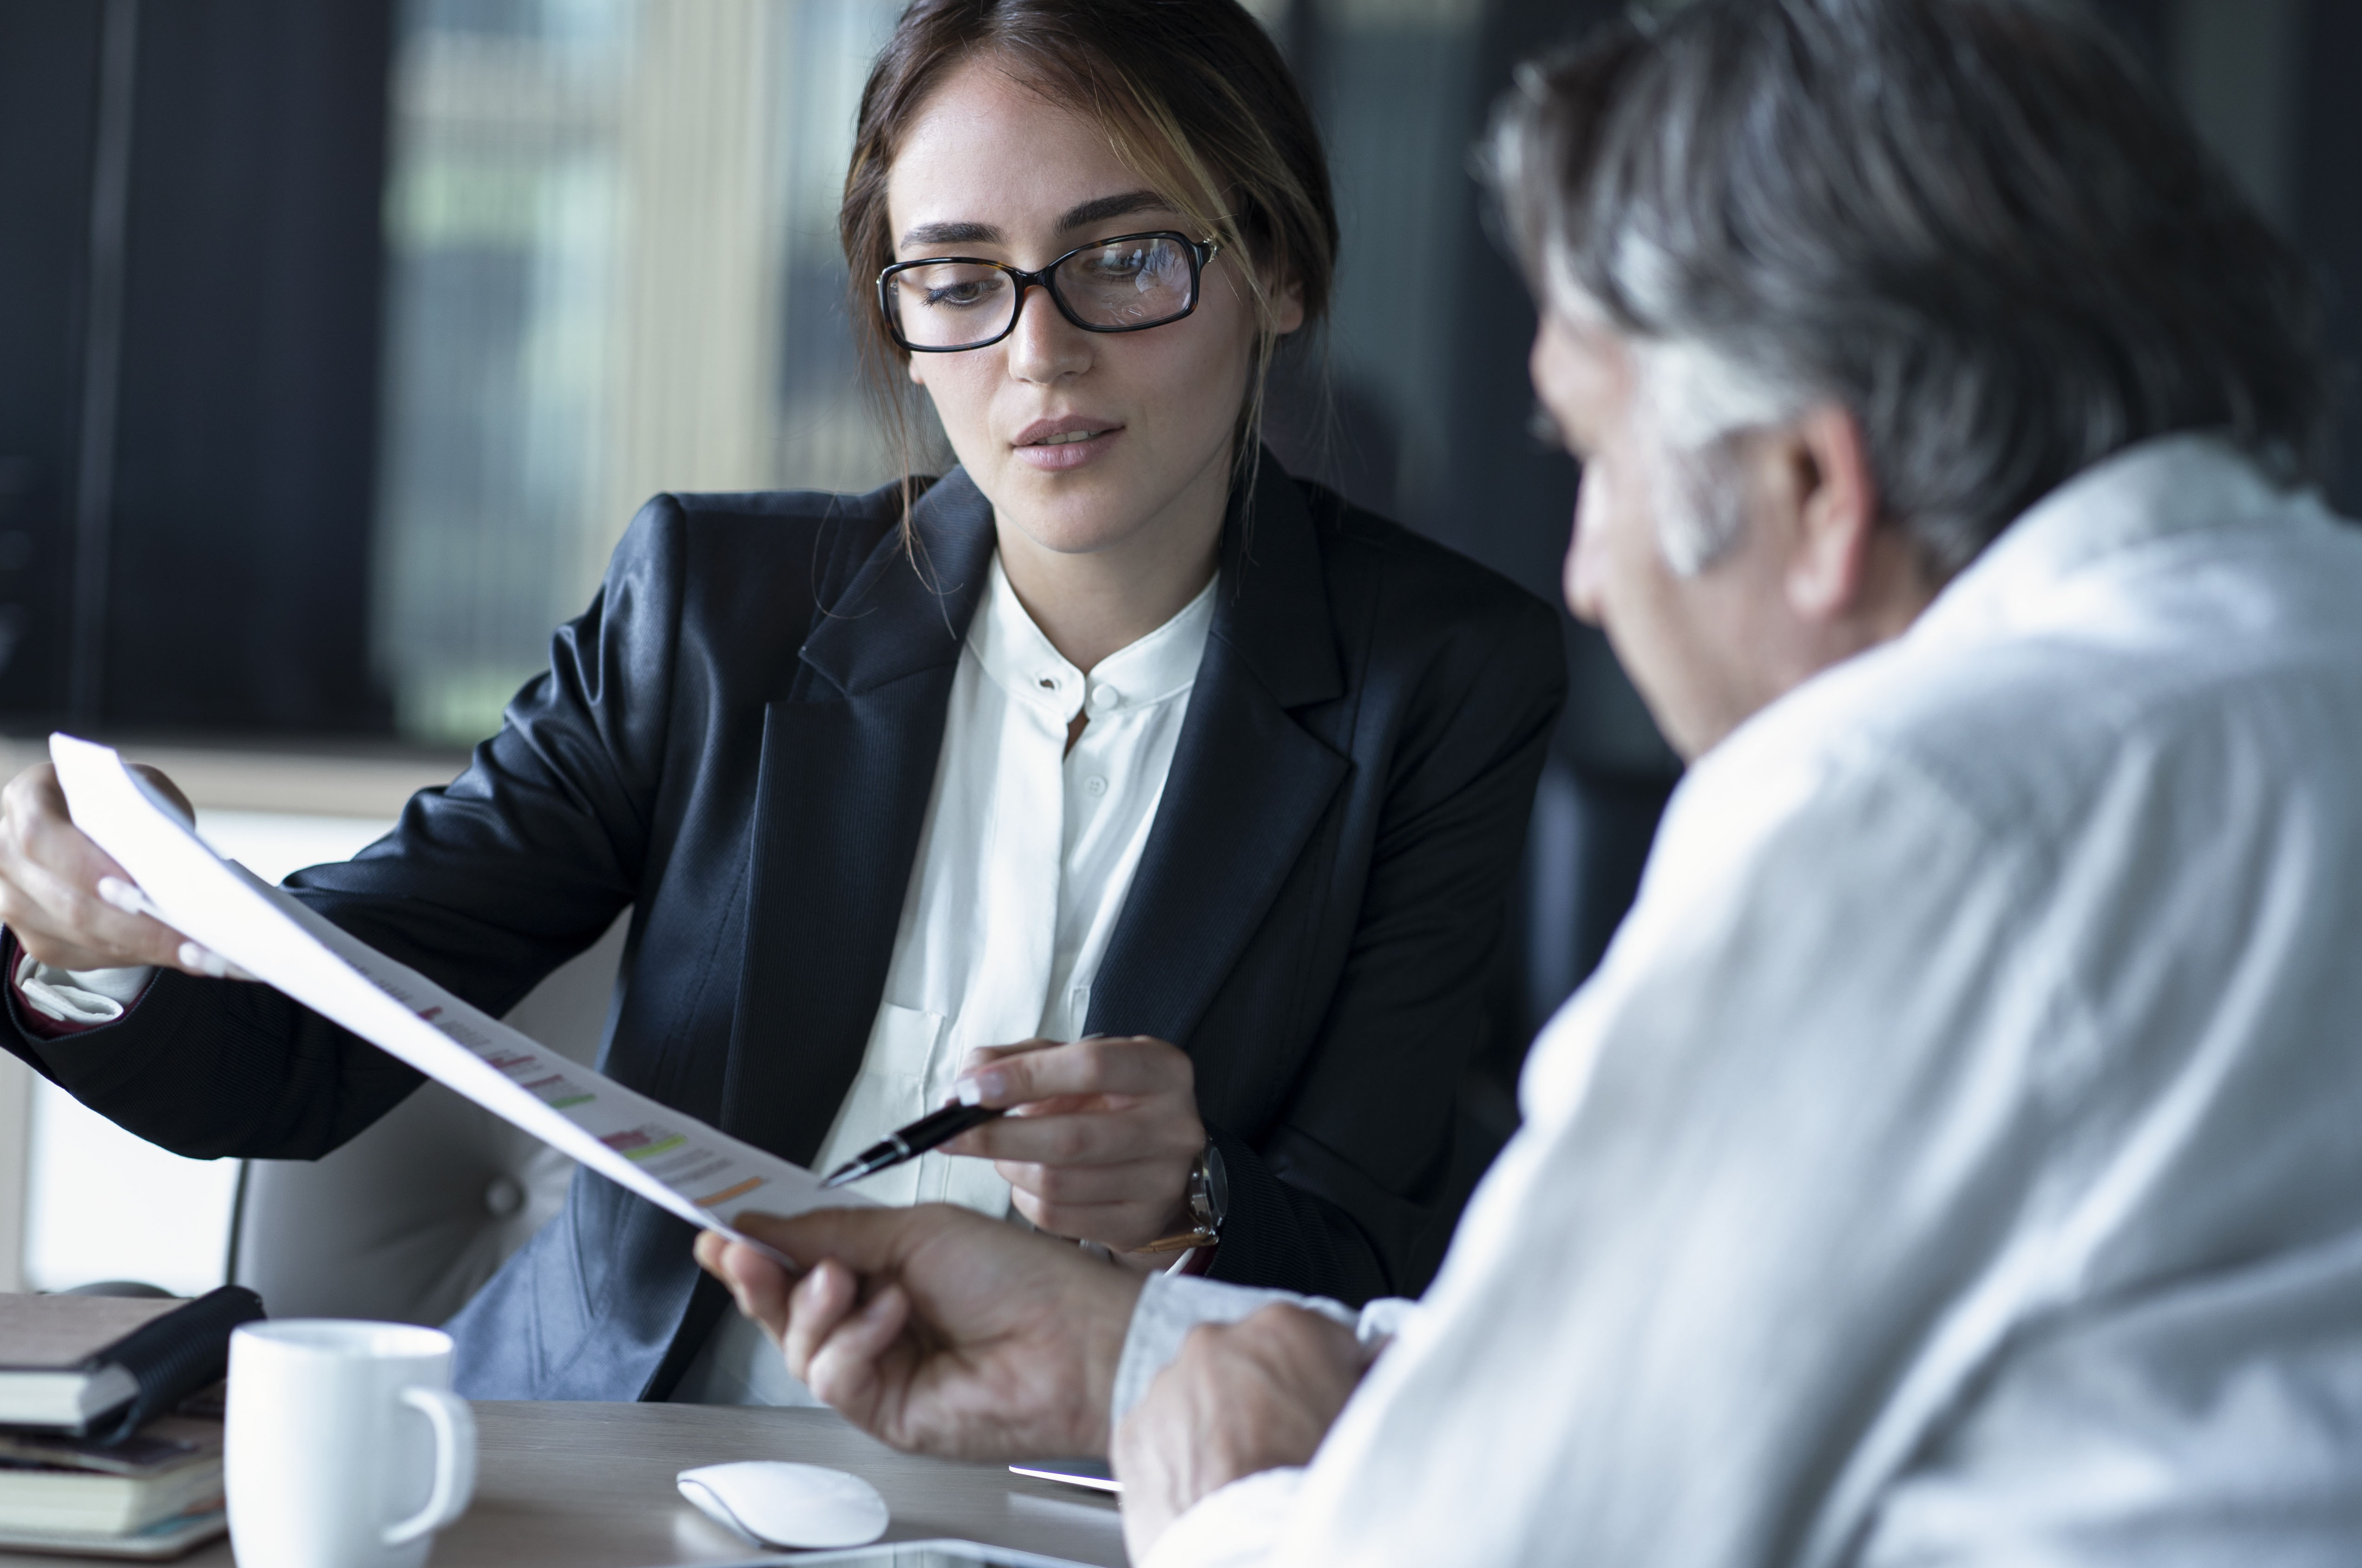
[1110,1273,1361,1432]
[8,939,156,1029]
[1139,1466,1306,1568]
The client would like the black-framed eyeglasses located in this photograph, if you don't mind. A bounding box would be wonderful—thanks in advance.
[877,231,1221,353]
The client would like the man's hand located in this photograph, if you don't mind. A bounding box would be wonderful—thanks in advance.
[1112,1304,1372,1560]
[695,1203,1143,1460]
[0,763,237,977]
[942,1035,1204,1256]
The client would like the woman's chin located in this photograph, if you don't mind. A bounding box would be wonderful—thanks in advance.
[986,465,1155,552]
[995,507,1155,561]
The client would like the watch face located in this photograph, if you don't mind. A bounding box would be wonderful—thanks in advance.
[1203,1143,1229,1224]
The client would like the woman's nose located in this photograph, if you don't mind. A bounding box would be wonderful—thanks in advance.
[1004,284,1092,383]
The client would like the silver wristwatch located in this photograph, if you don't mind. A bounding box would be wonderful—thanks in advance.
[1141,1141,1228,1253]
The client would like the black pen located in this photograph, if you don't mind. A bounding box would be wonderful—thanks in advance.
[820,1100,1006,1188]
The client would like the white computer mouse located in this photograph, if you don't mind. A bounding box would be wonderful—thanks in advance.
[676,1460,891,1549]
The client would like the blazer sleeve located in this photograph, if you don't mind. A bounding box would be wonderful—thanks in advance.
[0,499,692,1161]
[1210,594,1566,1303]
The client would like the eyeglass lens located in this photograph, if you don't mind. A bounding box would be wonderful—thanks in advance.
[890,235,1196,350]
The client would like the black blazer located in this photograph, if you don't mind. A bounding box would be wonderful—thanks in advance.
[6,457,1562,1400]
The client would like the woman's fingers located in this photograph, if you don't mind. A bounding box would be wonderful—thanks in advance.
[0,763,204,973]
[1006,1188,1176,1249]
[124,764,196,824]
[957,1038,1061,1071]
[938,1036,1203,1252]
[956,1103,1202,1168]
[991,1156,1190,1207]
[953,1035,1191,1108]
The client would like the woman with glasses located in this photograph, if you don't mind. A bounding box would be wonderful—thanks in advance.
[0,0,1561,1405]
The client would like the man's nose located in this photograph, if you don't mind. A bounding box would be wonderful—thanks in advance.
[1005,283,1090,383]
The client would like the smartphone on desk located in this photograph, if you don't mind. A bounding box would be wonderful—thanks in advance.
[694,1543,1099,1568]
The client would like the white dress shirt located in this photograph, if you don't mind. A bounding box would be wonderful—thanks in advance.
[674,550,1217,1405]
[1122,436,2362,1567]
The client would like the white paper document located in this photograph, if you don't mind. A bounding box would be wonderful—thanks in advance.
[48,732,864,1250]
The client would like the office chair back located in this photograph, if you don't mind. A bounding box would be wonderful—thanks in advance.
[225,917,628,1326]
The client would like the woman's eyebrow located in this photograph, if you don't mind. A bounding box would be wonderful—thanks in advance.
[900,219,1002,251]
[1056,189,1175,233]
[896,191,1176,255]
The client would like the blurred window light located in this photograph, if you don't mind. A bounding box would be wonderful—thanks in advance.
[370,0,910,747]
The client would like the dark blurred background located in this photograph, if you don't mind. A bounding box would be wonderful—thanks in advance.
[0,0,2355,1135]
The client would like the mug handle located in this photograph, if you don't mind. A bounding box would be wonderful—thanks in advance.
[382,1386,478,1547]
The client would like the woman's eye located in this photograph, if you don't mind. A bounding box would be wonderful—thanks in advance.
[903,267,1006,310]
[1083,248,1149,280]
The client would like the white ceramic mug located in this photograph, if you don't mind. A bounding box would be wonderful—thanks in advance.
[226,1321,478,1568]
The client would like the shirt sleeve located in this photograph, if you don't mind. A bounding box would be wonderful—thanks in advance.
[1111,1273,1363,1431]
[2,930,156,1032]
[1142,1468,1308,1568]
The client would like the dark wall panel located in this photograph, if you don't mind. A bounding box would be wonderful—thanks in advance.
[2296,0,2362,514]
[0,7,104,718]
[102,0,397,733]
[1444,0,1676,785]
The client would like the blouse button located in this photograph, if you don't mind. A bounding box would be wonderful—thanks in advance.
[1082,775,1109,798]
[1087,684,1123,715]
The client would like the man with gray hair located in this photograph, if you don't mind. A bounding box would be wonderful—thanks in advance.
[697,0,2362,1561]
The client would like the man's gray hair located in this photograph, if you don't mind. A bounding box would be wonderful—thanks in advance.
[1487,0,2327,580]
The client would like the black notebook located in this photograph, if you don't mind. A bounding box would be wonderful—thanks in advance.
[0,1289,263,1441]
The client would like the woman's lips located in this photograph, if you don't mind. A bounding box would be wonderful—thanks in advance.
[1011,423,1122,472]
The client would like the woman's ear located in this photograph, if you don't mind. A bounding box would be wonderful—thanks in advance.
[1270,275,1306,337]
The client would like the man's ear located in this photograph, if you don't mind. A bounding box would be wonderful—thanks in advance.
[1781,403,1879,621]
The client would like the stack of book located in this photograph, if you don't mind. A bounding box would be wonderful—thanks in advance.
[0,1288,262,1559]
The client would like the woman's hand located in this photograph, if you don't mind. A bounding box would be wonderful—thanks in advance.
[0,762,241,977]
[942,1034,1205,1257]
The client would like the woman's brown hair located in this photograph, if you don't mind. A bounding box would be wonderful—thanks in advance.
[840,0,1337,508]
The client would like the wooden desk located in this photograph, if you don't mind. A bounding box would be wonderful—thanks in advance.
[0,1403,1127,1568]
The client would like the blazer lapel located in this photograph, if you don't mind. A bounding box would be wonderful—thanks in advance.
[1088,458,1349,1045]
[721,470,996,1165]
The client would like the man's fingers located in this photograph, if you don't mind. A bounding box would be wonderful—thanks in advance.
[952,1036,1189,1107]
[713,1239,796,1345]
[782,1258,862,1379]
[693,1228,730,1280]
[734,1205,927,1281]
[803,1282,912,1411]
